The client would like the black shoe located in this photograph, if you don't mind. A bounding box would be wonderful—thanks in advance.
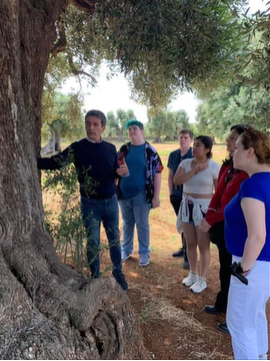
[204,305,221,315]
[182,259,190,270]
[112,270,128,291]
[172,248,184,257]
[217,322,230,334]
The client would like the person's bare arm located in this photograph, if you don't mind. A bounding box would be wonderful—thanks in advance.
[240,198,266,272]
[168,168,173,195]
[173,166,189,186]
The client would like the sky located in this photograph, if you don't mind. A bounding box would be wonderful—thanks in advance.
[64,0,266,124]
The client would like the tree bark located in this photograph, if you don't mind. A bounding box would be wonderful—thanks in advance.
[0,1,146,359]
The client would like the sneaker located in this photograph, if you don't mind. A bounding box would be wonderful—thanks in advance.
[204,305,222,315]
[172,248,184,257]
[139,254,149,267]
[112,270,128,291]
[121,251,131,262]
[189,276,207,293]
[182,271,198,287]
[217,322,230,334]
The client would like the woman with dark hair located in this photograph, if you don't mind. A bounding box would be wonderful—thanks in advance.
[174,136,220,293]
[199,125,248,334]
[224,127,270,359]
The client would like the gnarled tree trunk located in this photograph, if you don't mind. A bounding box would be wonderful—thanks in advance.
[0,1,146,359]
[152,136,162,143]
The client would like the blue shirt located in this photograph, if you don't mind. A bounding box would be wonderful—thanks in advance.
[224,172,270,262]
[167,147,193,196]
[118,141,163,204]
[119,144,146,199]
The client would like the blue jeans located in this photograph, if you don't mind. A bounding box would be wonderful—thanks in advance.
[81,194,122,277]
[119,191,150,256]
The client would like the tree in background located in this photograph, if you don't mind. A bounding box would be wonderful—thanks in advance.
[105,108,135,139]
[116,108,135,140]
[196,11,270,139]
[173,110,190,136]
[147,110,190,142]
[105,111,118,137]
[41,92,85,155]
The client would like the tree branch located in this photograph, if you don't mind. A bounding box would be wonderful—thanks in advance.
[68,56,97,82]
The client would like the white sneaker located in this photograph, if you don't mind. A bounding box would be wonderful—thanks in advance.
[182,271,198,287]
[189,276,207,293]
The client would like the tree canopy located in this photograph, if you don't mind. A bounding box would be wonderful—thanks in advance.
[49,0,251,110]
[196,19,270,138]
[46,0,269,134]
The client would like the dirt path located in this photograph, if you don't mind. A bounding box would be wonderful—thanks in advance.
[122,247,233,360]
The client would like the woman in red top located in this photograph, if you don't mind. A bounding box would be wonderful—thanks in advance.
[199,124,248,333]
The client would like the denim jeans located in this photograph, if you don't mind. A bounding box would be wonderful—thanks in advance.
[81,194,122,277]
[119,191,150,256]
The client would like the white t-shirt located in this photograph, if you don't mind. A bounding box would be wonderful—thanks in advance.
[179,158,220,195]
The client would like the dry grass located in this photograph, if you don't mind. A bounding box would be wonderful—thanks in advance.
[128,278,233,360]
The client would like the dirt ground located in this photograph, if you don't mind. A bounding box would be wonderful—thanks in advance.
[120,234,270,360]
[121,236,233,360]
[97,188,270,360]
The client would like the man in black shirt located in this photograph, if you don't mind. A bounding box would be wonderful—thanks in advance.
[37,110,128,290]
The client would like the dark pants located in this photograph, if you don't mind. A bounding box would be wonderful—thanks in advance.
[170,194,188,262]
[81,194,122,278]
[210,220,232,313]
